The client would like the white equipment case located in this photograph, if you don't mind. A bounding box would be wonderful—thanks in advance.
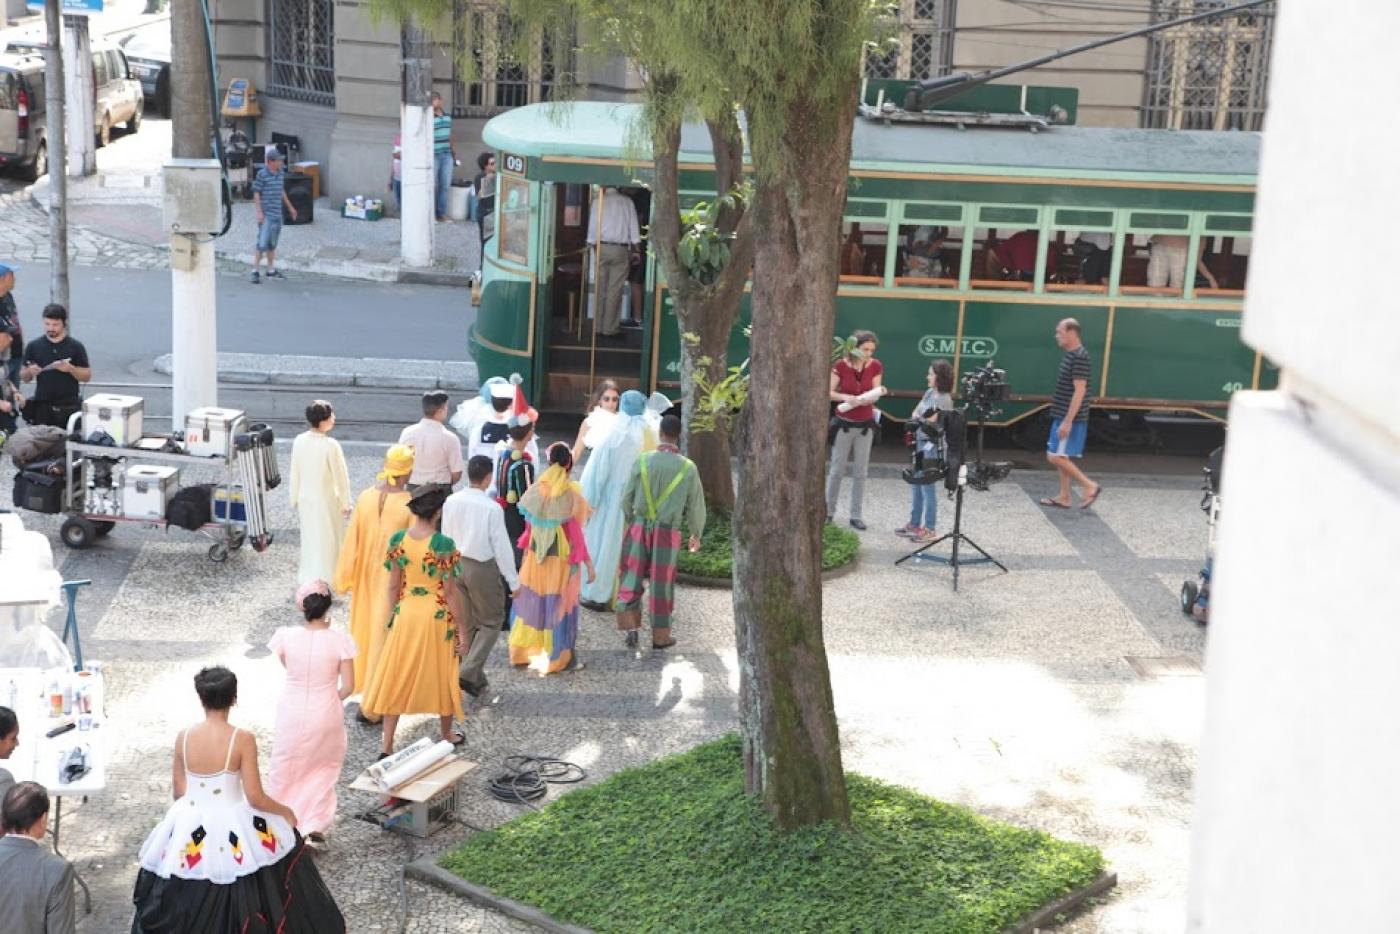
[184,407,246,458]
[123,465,179,521]
[82,394,144,446]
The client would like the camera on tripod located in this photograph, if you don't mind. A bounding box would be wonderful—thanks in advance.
[960,362,1009,408]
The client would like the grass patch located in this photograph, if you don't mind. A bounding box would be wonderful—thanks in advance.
[677,511,860,579]
[441,735,1104,934]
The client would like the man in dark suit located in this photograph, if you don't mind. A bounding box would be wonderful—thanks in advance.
[0,781,77,934]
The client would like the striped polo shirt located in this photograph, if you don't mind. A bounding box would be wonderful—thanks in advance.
[252,166,286,223]
[1050,345,1092,423]
[433,114,452,155]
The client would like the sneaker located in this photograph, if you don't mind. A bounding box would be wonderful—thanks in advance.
[250,271,261,284]
[624,630,638,650]
[265,269,286,280]
[895,523,921,538]
[912,529,938,544]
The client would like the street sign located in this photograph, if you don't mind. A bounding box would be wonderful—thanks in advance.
[26,0,104,15]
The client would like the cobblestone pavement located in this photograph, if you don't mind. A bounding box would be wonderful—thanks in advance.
[6,447,1209,933]
[0,185,174,271]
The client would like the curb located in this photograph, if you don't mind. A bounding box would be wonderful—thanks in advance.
[1007,871,1117,933]
[405,858,595,934]
[152,354,477,392]
[677,555,860,590]
[400,266,475,287]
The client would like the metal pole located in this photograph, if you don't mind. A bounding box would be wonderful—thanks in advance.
[168,0,219,434]
[43,0,70,309]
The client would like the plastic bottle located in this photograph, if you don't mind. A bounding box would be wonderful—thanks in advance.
[62,678,73,715]
[48,680,63,717]
[4,679,16,710]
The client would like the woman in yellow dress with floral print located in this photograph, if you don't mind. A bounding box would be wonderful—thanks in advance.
[360,486,467,758]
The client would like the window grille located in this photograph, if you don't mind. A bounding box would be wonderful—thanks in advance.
[267,0,335,106]
[453,2,575,118]
[1142,0,1274,131]
[863,0,955,82]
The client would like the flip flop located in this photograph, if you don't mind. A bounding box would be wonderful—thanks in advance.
[1081,486,1103,509]
[1039,498,1071,509]
[446,730,466,747]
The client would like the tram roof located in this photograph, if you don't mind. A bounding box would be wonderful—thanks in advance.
[483,102,1259,185]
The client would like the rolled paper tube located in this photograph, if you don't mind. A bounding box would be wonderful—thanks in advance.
[366,737,433,786]
[377,740,454,792]
[836,385,887,413]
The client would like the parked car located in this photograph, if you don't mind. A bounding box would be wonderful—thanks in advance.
[0,49,48,180]
[120,25,169,115]
[2,38,142,148]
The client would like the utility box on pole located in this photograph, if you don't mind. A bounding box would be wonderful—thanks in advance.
[162,159,223,234]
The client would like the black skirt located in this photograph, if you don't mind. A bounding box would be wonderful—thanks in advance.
[131,836,345,933]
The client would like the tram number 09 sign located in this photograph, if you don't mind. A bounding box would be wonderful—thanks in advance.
[500,152,526,177]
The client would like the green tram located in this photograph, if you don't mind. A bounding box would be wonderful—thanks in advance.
[472,99,1269,425]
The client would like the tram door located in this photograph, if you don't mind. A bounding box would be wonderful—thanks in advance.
[540,182,650,410]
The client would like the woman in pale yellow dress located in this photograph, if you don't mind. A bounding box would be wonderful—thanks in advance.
[361,486,467,758]
[289,399,351,586]
[334,444,414,724]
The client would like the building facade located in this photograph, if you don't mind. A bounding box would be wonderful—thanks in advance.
[212,0,1272,204]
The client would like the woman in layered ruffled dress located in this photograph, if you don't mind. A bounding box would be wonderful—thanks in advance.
[508,443,595,674]
[132,666,344,932]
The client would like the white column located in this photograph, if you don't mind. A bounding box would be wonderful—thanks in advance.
[62,14,95,178]
[400,102,434,268]
[1187,2,1400,932]
[170,238,217,434]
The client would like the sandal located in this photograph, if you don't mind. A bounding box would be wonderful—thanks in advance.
[651,639,677,650]
[445,730,466,747]
[1039,497,1071,509]
[1080,485,1102,509]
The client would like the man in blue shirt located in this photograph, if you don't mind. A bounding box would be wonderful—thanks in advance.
[431,91,457,223]
[250,147,298,284]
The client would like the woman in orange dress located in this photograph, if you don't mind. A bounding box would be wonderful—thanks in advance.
[334,444,414,723]
[360,486,466,758]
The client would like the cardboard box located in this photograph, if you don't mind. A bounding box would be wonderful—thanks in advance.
[341,200,384,221]
[349,756,475,838]
[82,394,144,446]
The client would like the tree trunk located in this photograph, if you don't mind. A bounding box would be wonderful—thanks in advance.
[649,104,751,514]
[732,90,856,828]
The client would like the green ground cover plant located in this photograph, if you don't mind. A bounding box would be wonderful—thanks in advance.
[676,511,859,579]
[440,735,1105,933]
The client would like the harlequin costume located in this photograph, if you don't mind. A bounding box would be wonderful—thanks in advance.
[615,443,706,648]
[132,728,344,932]
[359,528,466,722]
[507,455,593,673]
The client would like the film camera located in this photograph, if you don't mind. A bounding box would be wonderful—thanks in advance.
[960,362,1009,408]
[902,407,965,491]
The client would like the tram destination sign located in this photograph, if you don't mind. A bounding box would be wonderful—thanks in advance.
[920,335,999,359]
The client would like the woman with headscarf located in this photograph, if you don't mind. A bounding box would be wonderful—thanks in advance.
[508,443,595,673]
[362,486,466,757]
[334,443,415,723]
[579,389,653,610]
[289,399,352,585]
[265,580,357,847]
[569,379,621,467]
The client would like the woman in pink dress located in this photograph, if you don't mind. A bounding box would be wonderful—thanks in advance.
[266,579,357,846]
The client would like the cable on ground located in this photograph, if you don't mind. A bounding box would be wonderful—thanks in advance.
[486,755,586,807]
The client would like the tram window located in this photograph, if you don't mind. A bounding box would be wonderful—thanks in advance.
[1046,209,1114,293]
[894,224,961,288]
[1119,212,1192,294]
[968,227,1047,290]
[498,174,530,265]
[1198,235,1251,295]
[840,220,890,283]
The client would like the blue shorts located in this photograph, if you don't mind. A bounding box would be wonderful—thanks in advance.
[1047,417,1088,458]
[256,218,283,252]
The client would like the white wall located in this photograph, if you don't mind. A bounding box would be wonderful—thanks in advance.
[1187,2,1400,931]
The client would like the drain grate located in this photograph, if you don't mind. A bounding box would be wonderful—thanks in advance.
[1124,656,1202,678]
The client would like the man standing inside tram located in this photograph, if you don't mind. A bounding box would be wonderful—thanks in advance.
[586,186,641,339]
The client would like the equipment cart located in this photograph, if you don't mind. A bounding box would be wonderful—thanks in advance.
[55,410,276,563]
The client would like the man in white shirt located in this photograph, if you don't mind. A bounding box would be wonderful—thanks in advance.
[442,455,522,698]
[400,391,464,492]
[586,186,641,338]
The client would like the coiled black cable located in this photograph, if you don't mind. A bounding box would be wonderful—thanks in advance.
[486,755,586,807]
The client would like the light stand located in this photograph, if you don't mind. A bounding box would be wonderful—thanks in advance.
[895,398,1009,590]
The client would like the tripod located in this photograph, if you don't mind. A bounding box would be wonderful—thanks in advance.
[894,402,1009,590]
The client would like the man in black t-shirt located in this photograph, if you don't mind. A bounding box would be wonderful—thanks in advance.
[20,304,91,430]
[1041,318,1101,510]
